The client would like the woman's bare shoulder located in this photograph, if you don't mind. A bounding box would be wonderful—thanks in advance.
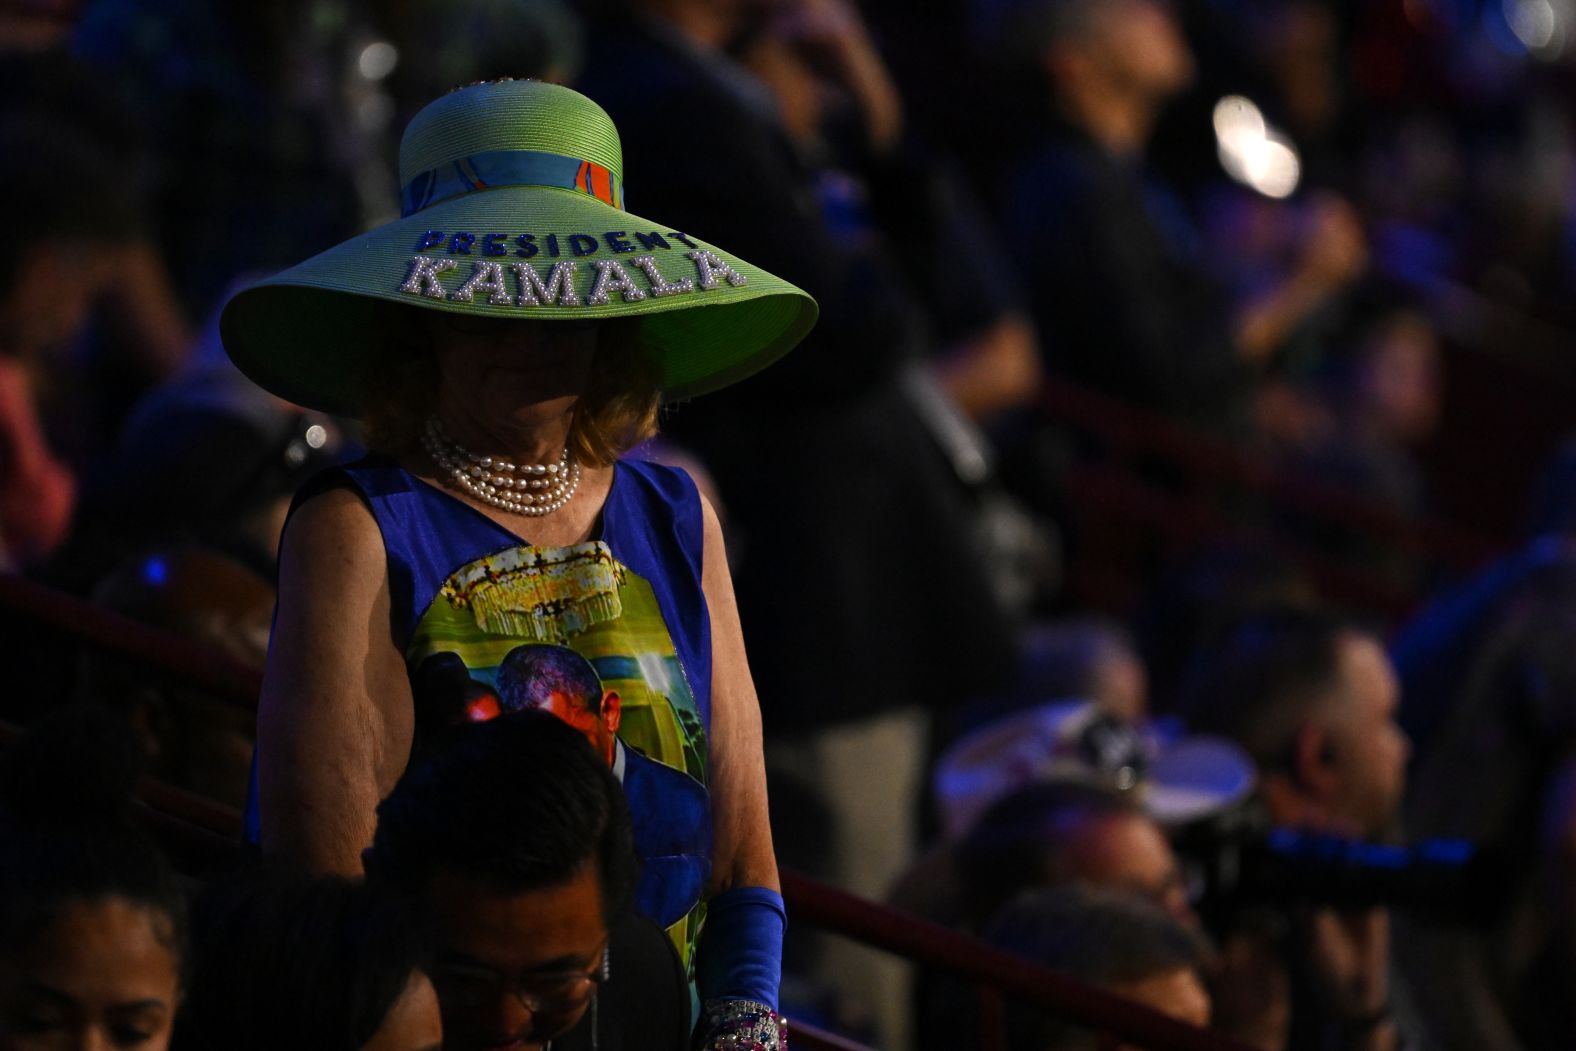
[268,484,402,692]
[278,485,386,584]
[697,489,727,578]
[695,484,721,521]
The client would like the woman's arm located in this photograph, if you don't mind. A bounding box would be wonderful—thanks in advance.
[695,491,787,1041]
[699,492,780,894]
[257,487,413,875]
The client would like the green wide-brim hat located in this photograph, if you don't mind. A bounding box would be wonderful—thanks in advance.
[220,79,818,415]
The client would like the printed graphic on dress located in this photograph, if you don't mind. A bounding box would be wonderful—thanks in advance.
[405,540,709,965]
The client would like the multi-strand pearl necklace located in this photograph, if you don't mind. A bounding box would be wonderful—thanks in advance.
[421,416,581,516]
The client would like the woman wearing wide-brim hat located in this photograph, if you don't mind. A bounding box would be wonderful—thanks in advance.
[222,79,816,1048]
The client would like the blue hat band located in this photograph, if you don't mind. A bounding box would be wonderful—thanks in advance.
[401,149,625,217]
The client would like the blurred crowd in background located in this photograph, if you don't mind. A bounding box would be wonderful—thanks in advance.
[6,0,1576,1048]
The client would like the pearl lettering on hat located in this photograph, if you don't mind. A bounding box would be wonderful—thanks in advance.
[400,256,458,298]
[451,261,512,304]
[512,261,581,306]
[687,250,748,290]
[587,260,648,306]
[401,249,748,306]
[631,255,695,298]
[430,230,687,258]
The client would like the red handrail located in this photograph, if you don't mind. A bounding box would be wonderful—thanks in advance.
[0,718,250,874]
[0,572,261,708]
[1039,376,1498,570]
[0,576,1257,1051]
[781,871,1254,1051]
[1062,462,1424,616]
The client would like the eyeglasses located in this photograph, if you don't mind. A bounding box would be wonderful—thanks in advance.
[431,947,609,1015]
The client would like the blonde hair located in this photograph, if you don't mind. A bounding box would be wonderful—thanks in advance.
[362,307,660,468]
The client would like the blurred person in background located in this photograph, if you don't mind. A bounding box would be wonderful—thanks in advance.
[897,779,1236,1051]
[1241,1,1354,187]
[69,547,271,810]
[984,885,1212,1051]
[0,120,140,570]
[940,619,1151,749]
[47,294,349,594]
[1137,541,1317,715]
[1183,606,1410,1051]
[1183,608,1408,841]
[1455,95,1576,331]
[1390,523,1576,1051]
[898,781,1195,1051]
[177,867,441,1051]
[728,0,1043,425]
[942,780,1197,932]
[1263,287,1444,577]
[1010,619,1150,723]
[2,0,194,458]
[73,0,383,319]
[368,712,688,1051]
[1289,292,1442,518]
[0,710,187,1051]
[11,293,343,741]
[727,0,1065,618]
[992,0,1366,431]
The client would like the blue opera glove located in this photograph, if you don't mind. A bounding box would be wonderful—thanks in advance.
[693,886,787,1050]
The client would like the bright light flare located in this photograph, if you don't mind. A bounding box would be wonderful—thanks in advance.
[1213,95,1266,151]
[1213,96,1303,199]
[357,41,399,80]
[1506,0,1569,58]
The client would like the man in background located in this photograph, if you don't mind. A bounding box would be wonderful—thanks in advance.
[1185,607,1409,1051]
[994,0,1365,429]
[985,885,1212,1051]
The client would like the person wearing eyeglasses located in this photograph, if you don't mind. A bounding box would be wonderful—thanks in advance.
[367,711,689,1051]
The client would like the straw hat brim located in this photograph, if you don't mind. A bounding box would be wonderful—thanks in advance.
[220,185,819,415]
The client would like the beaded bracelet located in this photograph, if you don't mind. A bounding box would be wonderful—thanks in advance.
[695,998,788,1051]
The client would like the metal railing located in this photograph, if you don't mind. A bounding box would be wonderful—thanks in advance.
[1039,376,1496,571]
[1034,376,1503,623]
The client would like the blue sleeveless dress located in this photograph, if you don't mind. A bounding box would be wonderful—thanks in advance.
[251,453,714,967]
